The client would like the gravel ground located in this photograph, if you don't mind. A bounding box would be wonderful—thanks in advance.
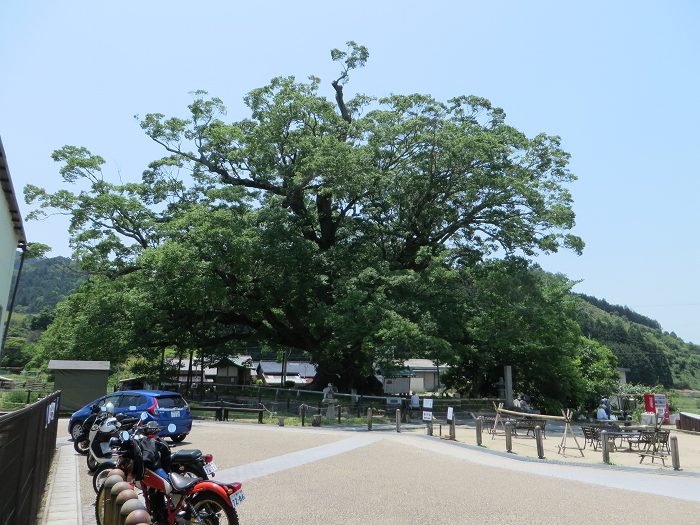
[55,418,700,524]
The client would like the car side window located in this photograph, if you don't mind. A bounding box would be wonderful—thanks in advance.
[97,394,120,407]
[118,395,138,407]
[119,394,147,408]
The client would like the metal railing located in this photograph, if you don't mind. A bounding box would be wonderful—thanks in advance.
[0,391,61,525]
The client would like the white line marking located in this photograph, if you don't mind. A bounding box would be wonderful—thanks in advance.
[215,435,380,482]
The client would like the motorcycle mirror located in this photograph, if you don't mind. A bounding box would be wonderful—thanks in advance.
[167,424,176,433]
[120,430,129,441]
[140,412,148,420]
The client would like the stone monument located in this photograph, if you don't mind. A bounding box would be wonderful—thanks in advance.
[322,383,338,419]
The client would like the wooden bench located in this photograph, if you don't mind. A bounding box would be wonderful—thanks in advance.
[513,419,547,438]
[189,404,264,423]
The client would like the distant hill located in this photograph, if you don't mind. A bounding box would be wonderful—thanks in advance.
[11,256,87,313]
[576,293,661,330]
[575,294,700,389]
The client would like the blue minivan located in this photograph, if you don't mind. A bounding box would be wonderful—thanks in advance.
[68,390,192,442]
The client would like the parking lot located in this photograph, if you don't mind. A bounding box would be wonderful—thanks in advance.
[55,418,700,524]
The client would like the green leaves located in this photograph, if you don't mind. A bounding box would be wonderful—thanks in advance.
[26,42,592,399]
[330,41,369,85]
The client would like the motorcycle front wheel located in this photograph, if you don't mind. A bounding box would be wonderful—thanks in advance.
[92,465,112,494]
[74,439,90,455]
[190,493,239,525]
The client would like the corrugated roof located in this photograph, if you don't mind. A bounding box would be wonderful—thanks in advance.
[404,359,449,371]
[47,360,110,370]
[214,355,255,369]
[0,136,27,246]
[254,360,316,377]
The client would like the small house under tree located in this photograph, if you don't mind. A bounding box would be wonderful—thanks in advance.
[47,360,110,412]
[214,356,255,385]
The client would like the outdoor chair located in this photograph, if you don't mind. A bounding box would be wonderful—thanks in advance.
[638,429,670,455]
[657,430,671,454]
[581,426,599,450]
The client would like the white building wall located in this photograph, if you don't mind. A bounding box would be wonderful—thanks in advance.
[0,193,20,345]
[417,371,436,392]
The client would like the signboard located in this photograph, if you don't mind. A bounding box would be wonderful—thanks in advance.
[644,393,670,424]
[644,393,655,413]
[447,407,454,422]
[422,398,433,422]
[655,393,670,424]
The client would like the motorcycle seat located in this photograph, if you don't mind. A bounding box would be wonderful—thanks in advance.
[171,449,202,461]
[169,472,202,492]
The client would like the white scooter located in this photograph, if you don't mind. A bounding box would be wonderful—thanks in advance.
[86,403,137,472]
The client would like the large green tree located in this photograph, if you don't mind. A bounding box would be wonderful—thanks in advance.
[442,261,618,412]
[28,43,588,398]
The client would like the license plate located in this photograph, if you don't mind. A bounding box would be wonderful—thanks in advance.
[171,410,180,417]
[229,489,246,508]
[203,462,218,475]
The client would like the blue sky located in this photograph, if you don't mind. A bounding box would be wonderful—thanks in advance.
[2,1,699,342]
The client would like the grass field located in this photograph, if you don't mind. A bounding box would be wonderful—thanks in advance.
[671,390,700,412]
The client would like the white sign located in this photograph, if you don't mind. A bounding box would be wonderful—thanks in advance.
[654,394,667,419]
[423,398,433,409]
[422,411,433,422]
[447,407,454,421]
[45,398,58,429]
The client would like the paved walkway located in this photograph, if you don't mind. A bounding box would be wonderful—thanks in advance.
[41,444,82,525]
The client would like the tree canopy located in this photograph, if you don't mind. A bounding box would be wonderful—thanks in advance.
[26,42,606,410]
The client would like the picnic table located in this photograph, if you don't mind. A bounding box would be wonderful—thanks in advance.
[604,430,643,451]
[581,425,670,458]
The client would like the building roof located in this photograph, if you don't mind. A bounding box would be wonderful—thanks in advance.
[404,359,448,371]
[254,360,316,377]
[47,360,110,370]
[261,374,308,385]
[0,136,27,247]
[214,355,255,369]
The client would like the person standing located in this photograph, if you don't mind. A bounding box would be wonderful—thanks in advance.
[410,391,420,413]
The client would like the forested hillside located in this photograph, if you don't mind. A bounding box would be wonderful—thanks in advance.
[11,256,86,313]
[575,294,700,389]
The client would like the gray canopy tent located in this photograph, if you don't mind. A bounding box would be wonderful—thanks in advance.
[47,360,110,412]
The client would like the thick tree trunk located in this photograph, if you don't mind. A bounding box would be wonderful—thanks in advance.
[311,346,383,395]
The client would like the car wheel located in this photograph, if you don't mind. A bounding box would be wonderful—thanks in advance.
[70,423,83,441]
[170,433,187,443]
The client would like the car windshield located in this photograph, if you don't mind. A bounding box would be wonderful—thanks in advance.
[157,395,186,409]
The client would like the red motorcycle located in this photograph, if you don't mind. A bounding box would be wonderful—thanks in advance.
[96,421,245,525]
